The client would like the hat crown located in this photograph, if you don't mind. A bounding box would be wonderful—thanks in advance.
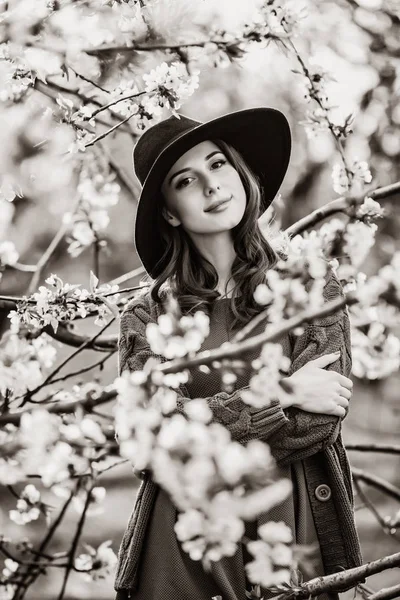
[134,114,201,185]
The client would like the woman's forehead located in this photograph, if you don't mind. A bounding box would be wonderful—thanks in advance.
[167,140,222,173]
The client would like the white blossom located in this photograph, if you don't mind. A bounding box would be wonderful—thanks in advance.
[351,323,400,380]
[146,310,209,359]
[8,273,119,333]
[184,399,213,423]
[2,558,19,580]
[343,222,377,268]
[142,62,200,112]
[9,484,42,525]
[0,241,19,266]
[242,343,291,409]
[245,521,293,588]
[72,486,106,516]
[0,331,56,396]
[253,283,273,306]
[75,541,117,581]
[258,521,293,545]
[0,459,25,486]
[332,159,372,195]
[357,196,385,220]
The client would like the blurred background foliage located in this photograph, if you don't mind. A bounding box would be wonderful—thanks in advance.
[1,0,400,597]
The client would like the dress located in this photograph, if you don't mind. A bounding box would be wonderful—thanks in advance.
[116,298,338,600]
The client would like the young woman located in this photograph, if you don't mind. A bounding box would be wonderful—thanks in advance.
[114,108,362,600]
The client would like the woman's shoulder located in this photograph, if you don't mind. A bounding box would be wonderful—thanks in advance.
[121,286,162,326]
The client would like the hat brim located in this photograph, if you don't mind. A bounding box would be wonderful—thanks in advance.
[134,107,291,278]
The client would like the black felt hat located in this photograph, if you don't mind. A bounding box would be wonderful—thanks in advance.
[133,107,291,278]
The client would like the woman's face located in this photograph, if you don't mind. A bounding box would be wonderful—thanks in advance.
[161,140,247,235]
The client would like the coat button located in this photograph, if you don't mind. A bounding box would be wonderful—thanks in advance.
[315,484,332,502]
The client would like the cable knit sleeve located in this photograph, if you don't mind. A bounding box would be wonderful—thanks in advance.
[118,294,290,445]
[267,266,353,466]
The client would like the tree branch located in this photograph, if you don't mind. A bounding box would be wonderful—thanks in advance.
[42,323,117,352]
[346,443,400,454]
[289,552,400,598]
[101,143,140,202]
[20,318,116,403]
[157,291,359,375]
[84,113,135,148]
[369,583,400,600]
[106,265,146,286]
[0,389,117,427]
[83,38,232,56]
[89,90,146,119]
[10,262,37,273]
[14,487,76,600]
[352,467,400,502]
[286,181,400,237]
[26,215,73,296]
[353,478,399,540]
[57,484,94,600]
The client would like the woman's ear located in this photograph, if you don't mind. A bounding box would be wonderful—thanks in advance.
[162,206,181,227]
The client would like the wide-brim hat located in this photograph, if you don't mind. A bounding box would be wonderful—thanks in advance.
[133,107,291,279]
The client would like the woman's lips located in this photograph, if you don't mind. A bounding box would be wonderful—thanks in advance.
[204,196,232,212]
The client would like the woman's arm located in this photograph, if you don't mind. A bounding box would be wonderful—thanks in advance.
[266,267,353,466]
[118,299,290,444]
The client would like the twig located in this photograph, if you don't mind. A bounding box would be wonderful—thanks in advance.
[68,66,110,94]
[84,113,135,148]
[18,351,115,404]
[93,233,101,280]
[101,143,140,201]
[0,541,20,563]
[369,583,400,600]
[352,467,400,502]
[289,552,400,597]
[368,180,400,200]
[0,389,117,427]
[15,319,116,406]
[347,443,400,454]
[358,582,377,599]
[231,307,270,343]
[42,322,117,352]
[46,350,115,386]
[26,217,72,296]
[83,39,230,56]
[106,266,146,286]
[14,487,76,600]
[34,79,132,134]
[353,478,399,540]
[286,181,400,237]
[89,90,146,119]
[157,291,359,375]
[10,262,37,273]
[56,484,94,600]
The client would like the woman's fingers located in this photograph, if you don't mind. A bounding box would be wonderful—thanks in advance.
[336,395,349,410]
[333,405,347,418]
[311,354,354,391]
[336,373,353,390]
[339,386,352,400]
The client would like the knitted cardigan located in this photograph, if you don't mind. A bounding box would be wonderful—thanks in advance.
[114,268,363,594]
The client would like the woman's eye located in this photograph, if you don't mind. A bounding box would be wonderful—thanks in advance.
[211,159,226,169]
[176,177,193,189]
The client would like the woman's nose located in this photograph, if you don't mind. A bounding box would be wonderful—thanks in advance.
[205,182,221,195]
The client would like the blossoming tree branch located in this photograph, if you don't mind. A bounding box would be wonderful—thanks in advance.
[1,1,400,599]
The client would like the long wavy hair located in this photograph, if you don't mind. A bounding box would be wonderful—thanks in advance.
[149,139,282,327]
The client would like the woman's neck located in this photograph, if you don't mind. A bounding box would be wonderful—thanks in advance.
[189,231,237,297]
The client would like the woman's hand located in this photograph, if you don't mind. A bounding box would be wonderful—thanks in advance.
[281,351,353,418]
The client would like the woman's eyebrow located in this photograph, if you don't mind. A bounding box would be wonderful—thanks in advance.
[168,151,223,185]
